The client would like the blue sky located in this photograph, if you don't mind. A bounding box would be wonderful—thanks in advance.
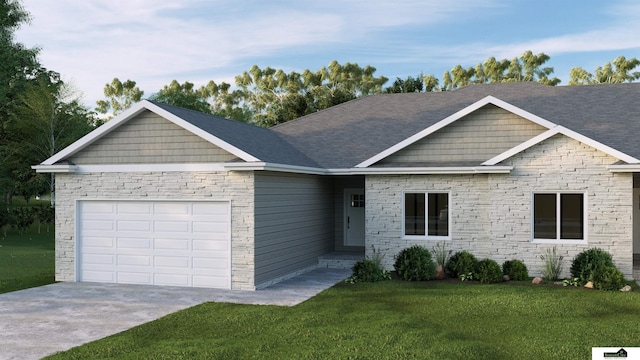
[15,0,640,108]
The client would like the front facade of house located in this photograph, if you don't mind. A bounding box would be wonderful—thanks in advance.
[35,83,640,290]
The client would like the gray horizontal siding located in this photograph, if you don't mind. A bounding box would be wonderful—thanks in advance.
[70,110,239,164]
[254,172,334,286]
[379,104,547,165]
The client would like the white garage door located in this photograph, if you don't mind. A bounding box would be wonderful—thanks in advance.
[78,200,231,289]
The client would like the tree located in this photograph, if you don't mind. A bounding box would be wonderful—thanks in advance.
[385,75,424,93]
[149,80,211,114]
[200,81,253,122]
[9,72,96,204]
[441,51,560,89]
[95,78,144,118]
[569,56,640,85]
[0,0,42,206]
[235,61,388,127]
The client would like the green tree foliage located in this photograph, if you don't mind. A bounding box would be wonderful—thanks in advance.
[199,81,253,122]
[569,56,640,85]
[0,0,40,132]
[149,80,211,114]
[0,0,42,205]
[236,61,388,127]
[8,71,96,205]
[95,78,144,118]
[385,75,424,93]
[442,51,560,90]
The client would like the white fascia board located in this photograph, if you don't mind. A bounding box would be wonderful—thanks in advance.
[143,101,260,162]
[355,96,557,168]
[223,162,327,175]
[31,164,78,173]
[483,126,640,166]
[607,164,640,172]
[327,166,513,175]
[73,163,227,173]
[42,102,150,165]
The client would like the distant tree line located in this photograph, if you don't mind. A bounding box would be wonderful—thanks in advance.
[98,52,640,127]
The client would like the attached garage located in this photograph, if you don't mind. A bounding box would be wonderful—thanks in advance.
[77,200,231,289]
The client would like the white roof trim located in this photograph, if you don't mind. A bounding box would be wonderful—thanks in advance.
[32,164,78,173]
[482,126,640,165]
[355,96,558,168]
[327,166,513,175]
[40,100,260,166]
[607,164,640,172]
[223,162,327,175]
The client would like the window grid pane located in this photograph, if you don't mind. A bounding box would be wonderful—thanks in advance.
[428,193,448,236]
[404,193,425,236]
[560,194,583,239]
[533,194,557,239]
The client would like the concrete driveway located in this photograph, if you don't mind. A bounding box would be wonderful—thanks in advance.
[0,268,350,360]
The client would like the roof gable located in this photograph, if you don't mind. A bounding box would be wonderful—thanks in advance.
[68,110,239,165]
[356,96,557,168]
[42,100,319,168]
[42,100,258,165]
[375,104,548,167]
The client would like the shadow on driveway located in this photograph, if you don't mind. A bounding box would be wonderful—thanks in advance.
[0,268,350,360]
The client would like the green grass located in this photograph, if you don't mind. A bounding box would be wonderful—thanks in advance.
[47,280,640,360]
[0,217,55,294]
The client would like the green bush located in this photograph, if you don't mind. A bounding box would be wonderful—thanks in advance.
[393,245,436,281]
[474,259,503,284]
[591,265,626,291]
[346,259,391,283]
[445,251,477,279]
[570,248,614,284]
[502,259,529,281]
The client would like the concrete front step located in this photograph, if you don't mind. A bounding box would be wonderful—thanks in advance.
[318,252,365,270]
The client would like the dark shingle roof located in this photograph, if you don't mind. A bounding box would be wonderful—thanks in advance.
[149,100,320,167]
[271,82,640,168]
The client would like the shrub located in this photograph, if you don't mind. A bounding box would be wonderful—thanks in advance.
[591,265,626,291]
[540,246,563,281]
[502,259,529,281]
[474,259,503,284]
[570,248,615,285]
[346,259,391,283]
[445,251,477,279]
[393,245,436,281]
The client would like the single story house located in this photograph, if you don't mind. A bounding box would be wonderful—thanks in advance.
[34,82,640,290]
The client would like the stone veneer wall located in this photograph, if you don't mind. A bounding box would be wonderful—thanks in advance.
[366,135,633,279]
[55,171,256,290]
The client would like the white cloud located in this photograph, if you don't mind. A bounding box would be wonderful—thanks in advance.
[15,0,639,108]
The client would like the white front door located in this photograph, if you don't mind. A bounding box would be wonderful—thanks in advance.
[344,189,365,246]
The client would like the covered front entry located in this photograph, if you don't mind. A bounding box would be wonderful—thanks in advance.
[77,200,231,289]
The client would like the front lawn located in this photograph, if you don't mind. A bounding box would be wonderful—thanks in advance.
[47,280,640,359]
[0,220,55,294]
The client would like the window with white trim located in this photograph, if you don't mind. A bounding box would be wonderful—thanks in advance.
[404,192,450,238]
[533,192,585,241]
